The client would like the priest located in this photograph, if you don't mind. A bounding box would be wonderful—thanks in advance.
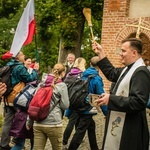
[92,38,150,150]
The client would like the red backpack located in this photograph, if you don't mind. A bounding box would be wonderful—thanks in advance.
[28,86,53,121]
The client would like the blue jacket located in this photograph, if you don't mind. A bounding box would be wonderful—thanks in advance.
[7,59,38,87]
[82,67,108,116]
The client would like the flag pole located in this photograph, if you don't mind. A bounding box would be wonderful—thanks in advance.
[34,32,39,63]
[34,0,39,63]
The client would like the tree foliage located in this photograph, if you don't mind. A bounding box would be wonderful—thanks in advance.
[0,0,104,72]
[0,0,21,19]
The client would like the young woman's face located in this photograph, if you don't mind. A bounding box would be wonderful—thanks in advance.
[24,58,32,68]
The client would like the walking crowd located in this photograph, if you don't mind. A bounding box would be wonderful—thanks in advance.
[0,38,150,150]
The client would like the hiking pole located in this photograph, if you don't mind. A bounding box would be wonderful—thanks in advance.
[83,8,98,53]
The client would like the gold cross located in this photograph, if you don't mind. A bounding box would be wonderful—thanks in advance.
[126,17,150,38]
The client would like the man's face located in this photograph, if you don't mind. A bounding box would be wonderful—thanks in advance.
[120,41,136,66]
[17,52,25,63]
[67,54,75,64]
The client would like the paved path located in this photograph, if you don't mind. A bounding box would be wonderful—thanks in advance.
[1,104,150,150]
[0,104,105,150]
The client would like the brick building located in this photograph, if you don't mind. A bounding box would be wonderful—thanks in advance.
[100,0,150,92]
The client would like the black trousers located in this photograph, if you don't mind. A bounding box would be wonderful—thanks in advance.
[63,112,79,145]
[68,114,99,150]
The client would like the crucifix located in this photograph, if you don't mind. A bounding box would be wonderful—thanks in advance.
[126,17,150,38]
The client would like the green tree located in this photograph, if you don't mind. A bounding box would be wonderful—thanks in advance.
[0,0,104,72]
[36,0,104,67]
[0,0,21,19]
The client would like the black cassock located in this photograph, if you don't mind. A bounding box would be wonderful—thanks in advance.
[97,57,150,150]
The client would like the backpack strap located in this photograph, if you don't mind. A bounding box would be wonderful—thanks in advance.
[87,74,97,81]
[47,79,63,112]
[49,100,60,114]
[88,74,96,78]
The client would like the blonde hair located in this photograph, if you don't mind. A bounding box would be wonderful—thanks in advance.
[73,57,86,71]
[51,63,65,88]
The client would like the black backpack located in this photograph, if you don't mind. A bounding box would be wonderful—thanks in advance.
[0,65,16,96]
[64,73,95,112]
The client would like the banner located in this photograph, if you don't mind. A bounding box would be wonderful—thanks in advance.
[10,0,35,57]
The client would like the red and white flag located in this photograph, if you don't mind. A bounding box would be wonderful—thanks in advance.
[10,0,35,57]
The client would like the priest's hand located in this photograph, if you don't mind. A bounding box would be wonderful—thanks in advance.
[92,41,106,60]
[94,93,110,106]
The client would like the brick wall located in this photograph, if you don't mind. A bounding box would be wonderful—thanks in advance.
[101,0,150,92]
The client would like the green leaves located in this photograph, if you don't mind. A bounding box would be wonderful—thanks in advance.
[0,0,104,73]
[0,0,21,19]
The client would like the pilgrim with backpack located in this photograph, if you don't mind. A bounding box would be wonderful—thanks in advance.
[66,56,108,150]
[26,63,69,150]
[63,57,87,149]
[0,52,39,150]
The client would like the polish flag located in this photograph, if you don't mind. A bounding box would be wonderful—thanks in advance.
[10,0,35,57]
